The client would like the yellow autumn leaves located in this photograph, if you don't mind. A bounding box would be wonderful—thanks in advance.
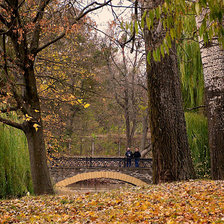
[77,99,90,108]
[0,180,224,223]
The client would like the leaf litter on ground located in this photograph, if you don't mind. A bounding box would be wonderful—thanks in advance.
[0,180,224,223]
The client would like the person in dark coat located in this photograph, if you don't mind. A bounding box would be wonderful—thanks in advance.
[125,147,133,167]
[133,148,141,167]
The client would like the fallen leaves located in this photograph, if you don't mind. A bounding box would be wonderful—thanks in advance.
[0,180,224,223]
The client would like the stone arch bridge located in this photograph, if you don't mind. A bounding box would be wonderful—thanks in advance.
[49,157,152,187]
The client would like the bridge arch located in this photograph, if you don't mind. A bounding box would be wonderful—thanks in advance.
[55,171,148,187]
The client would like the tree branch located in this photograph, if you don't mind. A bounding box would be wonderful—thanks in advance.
[76,0,112,21]
[0,116,24,130]
[2,34,9,77]
[137,82,148,91]
[2,34,29,115]
[35,0,112,54]
[33,0,51,23]
[186,105,206,111]
[0,14,10,27]
[115,0,138,51]
[1,106,19,113]
[36,32,66,53]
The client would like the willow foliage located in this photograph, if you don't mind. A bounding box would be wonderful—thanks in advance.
[0,123,32,198]
[176,13,205,110]
[178,42,204,109]
[185,112,210,177]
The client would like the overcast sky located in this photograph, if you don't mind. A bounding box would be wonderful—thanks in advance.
[89,0,133,32]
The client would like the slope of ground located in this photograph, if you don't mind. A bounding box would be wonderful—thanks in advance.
[0,180,223,223]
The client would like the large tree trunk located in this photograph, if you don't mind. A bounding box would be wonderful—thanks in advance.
[196,12,224,179]
[24,124,54,195]
[143,0,195,183]
[23,67,54,195]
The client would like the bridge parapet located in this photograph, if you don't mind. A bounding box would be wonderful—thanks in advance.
[49,157,152,186]
[49,156,152,168]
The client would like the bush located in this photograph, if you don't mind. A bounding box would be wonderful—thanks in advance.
[0,124,33,198]
[185,112,210,178]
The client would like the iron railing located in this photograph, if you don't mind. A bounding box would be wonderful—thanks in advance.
[49,156,152,168]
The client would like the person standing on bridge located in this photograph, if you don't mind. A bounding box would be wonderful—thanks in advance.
[133,148,141,167]
[125,147,133,167]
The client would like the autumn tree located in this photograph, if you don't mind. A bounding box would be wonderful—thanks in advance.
[0,0,111,195]
[36,23,102,154]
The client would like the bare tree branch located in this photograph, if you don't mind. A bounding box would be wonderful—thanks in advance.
[76,0,112,21]
[186,105,206,111]
[137,82,148,91]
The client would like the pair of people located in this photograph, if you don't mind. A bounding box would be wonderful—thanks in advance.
[125,147,141,167]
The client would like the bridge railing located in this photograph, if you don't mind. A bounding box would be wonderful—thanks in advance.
[49,156,152,168]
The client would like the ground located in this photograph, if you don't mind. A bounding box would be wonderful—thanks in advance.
[0,180,224,223]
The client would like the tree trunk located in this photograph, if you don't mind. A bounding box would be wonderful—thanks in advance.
[143,0,195,183]
[141,147,151,158]
[124,103,132,147]
[140,108,149,152]
[24,124,54,195]
[146,43,195,183]
[91,140,95,156]
[23,67,54,195]
[196,12,224,179]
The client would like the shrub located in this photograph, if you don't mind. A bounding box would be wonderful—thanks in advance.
[185,112,210,178]
[0,124,33,198]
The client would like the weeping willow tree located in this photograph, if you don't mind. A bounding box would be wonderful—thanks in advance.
[0,116,33,198]
[177,16,204,110]
[177,15,210,178]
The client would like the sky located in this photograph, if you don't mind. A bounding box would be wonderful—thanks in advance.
[90,5,114,29]
[89,0,133,32]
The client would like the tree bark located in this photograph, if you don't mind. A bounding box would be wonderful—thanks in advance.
[24,124,54,195]
[143,0,195,183]
[23,67,54,195]
[196,12,224,179]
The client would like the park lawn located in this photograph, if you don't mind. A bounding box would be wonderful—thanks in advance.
[0,180,224,223]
